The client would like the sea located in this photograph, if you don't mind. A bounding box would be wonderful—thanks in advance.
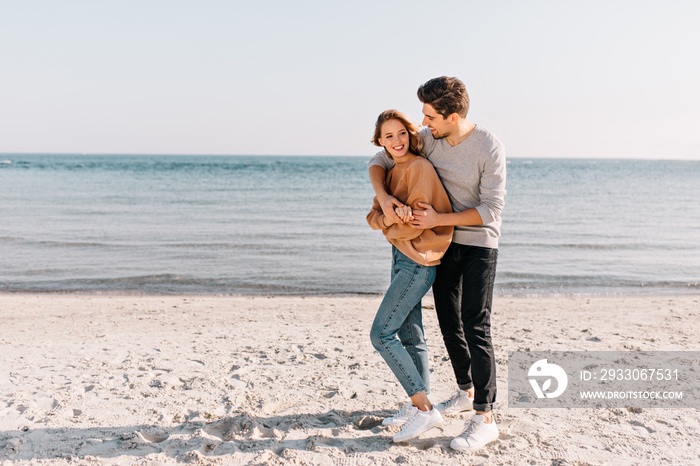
[1,154,698,296]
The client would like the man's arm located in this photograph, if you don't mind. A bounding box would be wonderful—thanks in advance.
[368,152,404,225]
[410,203,483,229]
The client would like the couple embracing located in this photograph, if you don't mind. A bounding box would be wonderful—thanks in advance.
[366,76,506,451]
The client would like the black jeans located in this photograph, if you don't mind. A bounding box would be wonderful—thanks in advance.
[433,243,498,412]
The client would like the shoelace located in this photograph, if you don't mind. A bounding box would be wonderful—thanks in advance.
[398,408,420,432]
[445,390,466,408]
[459,418,477,437]
[389,402,411,421]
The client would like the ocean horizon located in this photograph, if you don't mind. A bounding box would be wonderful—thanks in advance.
[1,154,698,296]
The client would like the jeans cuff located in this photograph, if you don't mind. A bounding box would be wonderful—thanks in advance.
[457,383,474,391]
[406,387,427,398]
[473,403,492,412]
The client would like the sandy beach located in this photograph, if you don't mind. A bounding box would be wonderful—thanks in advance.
[0,293,698,465]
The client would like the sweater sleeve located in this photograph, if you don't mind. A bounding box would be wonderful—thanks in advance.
[367,150,395,170]
[366,198,387,230]
[383,218,423,241]
[474,139,506,224]
[419,127,436,158]
[367,199,422,241]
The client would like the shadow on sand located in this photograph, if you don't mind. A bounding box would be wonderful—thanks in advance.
[0,408,455,462]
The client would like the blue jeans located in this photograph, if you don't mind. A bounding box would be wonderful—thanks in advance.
[370,247,436,397]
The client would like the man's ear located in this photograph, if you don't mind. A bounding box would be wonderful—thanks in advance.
[449,113,460,124]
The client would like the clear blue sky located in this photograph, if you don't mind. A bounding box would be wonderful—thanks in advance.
[1,0,699,159]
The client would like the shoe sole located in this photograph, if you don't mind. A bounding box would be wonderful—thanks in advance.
[436,405,474,415]
[450,431,499,451]
[438,406,473,415]
[392,418,443,443]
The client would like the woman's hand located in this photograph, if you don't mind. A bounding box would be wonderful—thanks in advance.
[378,194,405,225]
[395,205,413,224]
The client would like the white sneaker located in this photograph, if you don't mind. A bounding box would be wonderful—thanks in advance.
[434,390,474,415]
[392,407,443,443]
[450,414,499,451]
[382,400,413,426]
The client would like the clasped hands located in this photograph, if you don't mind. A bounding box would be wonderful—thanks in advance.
[382,196,439,229]
[394,205,414,224]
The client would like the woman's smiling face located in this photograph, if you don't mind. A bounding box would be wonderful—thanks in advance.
[378,119,410,159]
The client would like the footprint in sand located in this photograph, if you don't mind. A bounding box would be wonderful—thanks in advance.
[353,416,383,430]
[122,430,169,445]
[137,431,170,443]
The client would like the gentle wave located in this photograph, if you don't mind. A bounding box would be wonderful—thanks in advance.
[0,275,384,296]
[497,272,699,293]
[3,276,696,296]
[499,242,671,250]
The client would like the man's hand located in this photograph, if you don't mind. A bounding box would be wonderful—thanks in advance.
[410,202,441,229]
[379,194,405,224]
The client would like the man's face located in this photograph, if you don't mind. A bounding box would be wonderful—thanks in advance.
[421,103,453,139]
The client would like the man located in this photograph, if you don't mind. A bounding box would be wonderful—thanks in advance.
[368,76,506,451]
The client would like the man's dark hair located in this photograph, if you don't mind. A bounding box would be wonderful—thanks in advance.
[417,76,470,118]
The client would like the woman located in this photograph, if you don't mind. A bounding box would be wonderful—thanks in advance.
[366,110,453,442]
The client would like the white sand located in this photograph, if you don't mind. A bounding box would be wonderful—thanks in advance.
[0,293,698,465]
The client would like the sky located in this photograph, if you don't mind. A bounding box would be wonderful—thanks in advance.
[1,0,699,159]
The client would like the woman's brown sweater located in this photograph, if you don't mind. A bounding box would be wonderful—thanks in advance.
[367,154,453,266]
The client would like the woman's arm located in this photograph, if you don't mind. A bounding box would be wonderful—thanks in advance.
[368,157,405,225]
[367,203,397,231]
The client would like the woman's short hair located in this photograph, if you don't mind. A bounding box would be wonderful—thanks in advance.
[371,110,424,157]
[417,76,470,118]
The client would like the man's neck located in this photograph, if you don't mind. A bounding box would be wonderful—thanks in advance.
[446,119,476,147]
